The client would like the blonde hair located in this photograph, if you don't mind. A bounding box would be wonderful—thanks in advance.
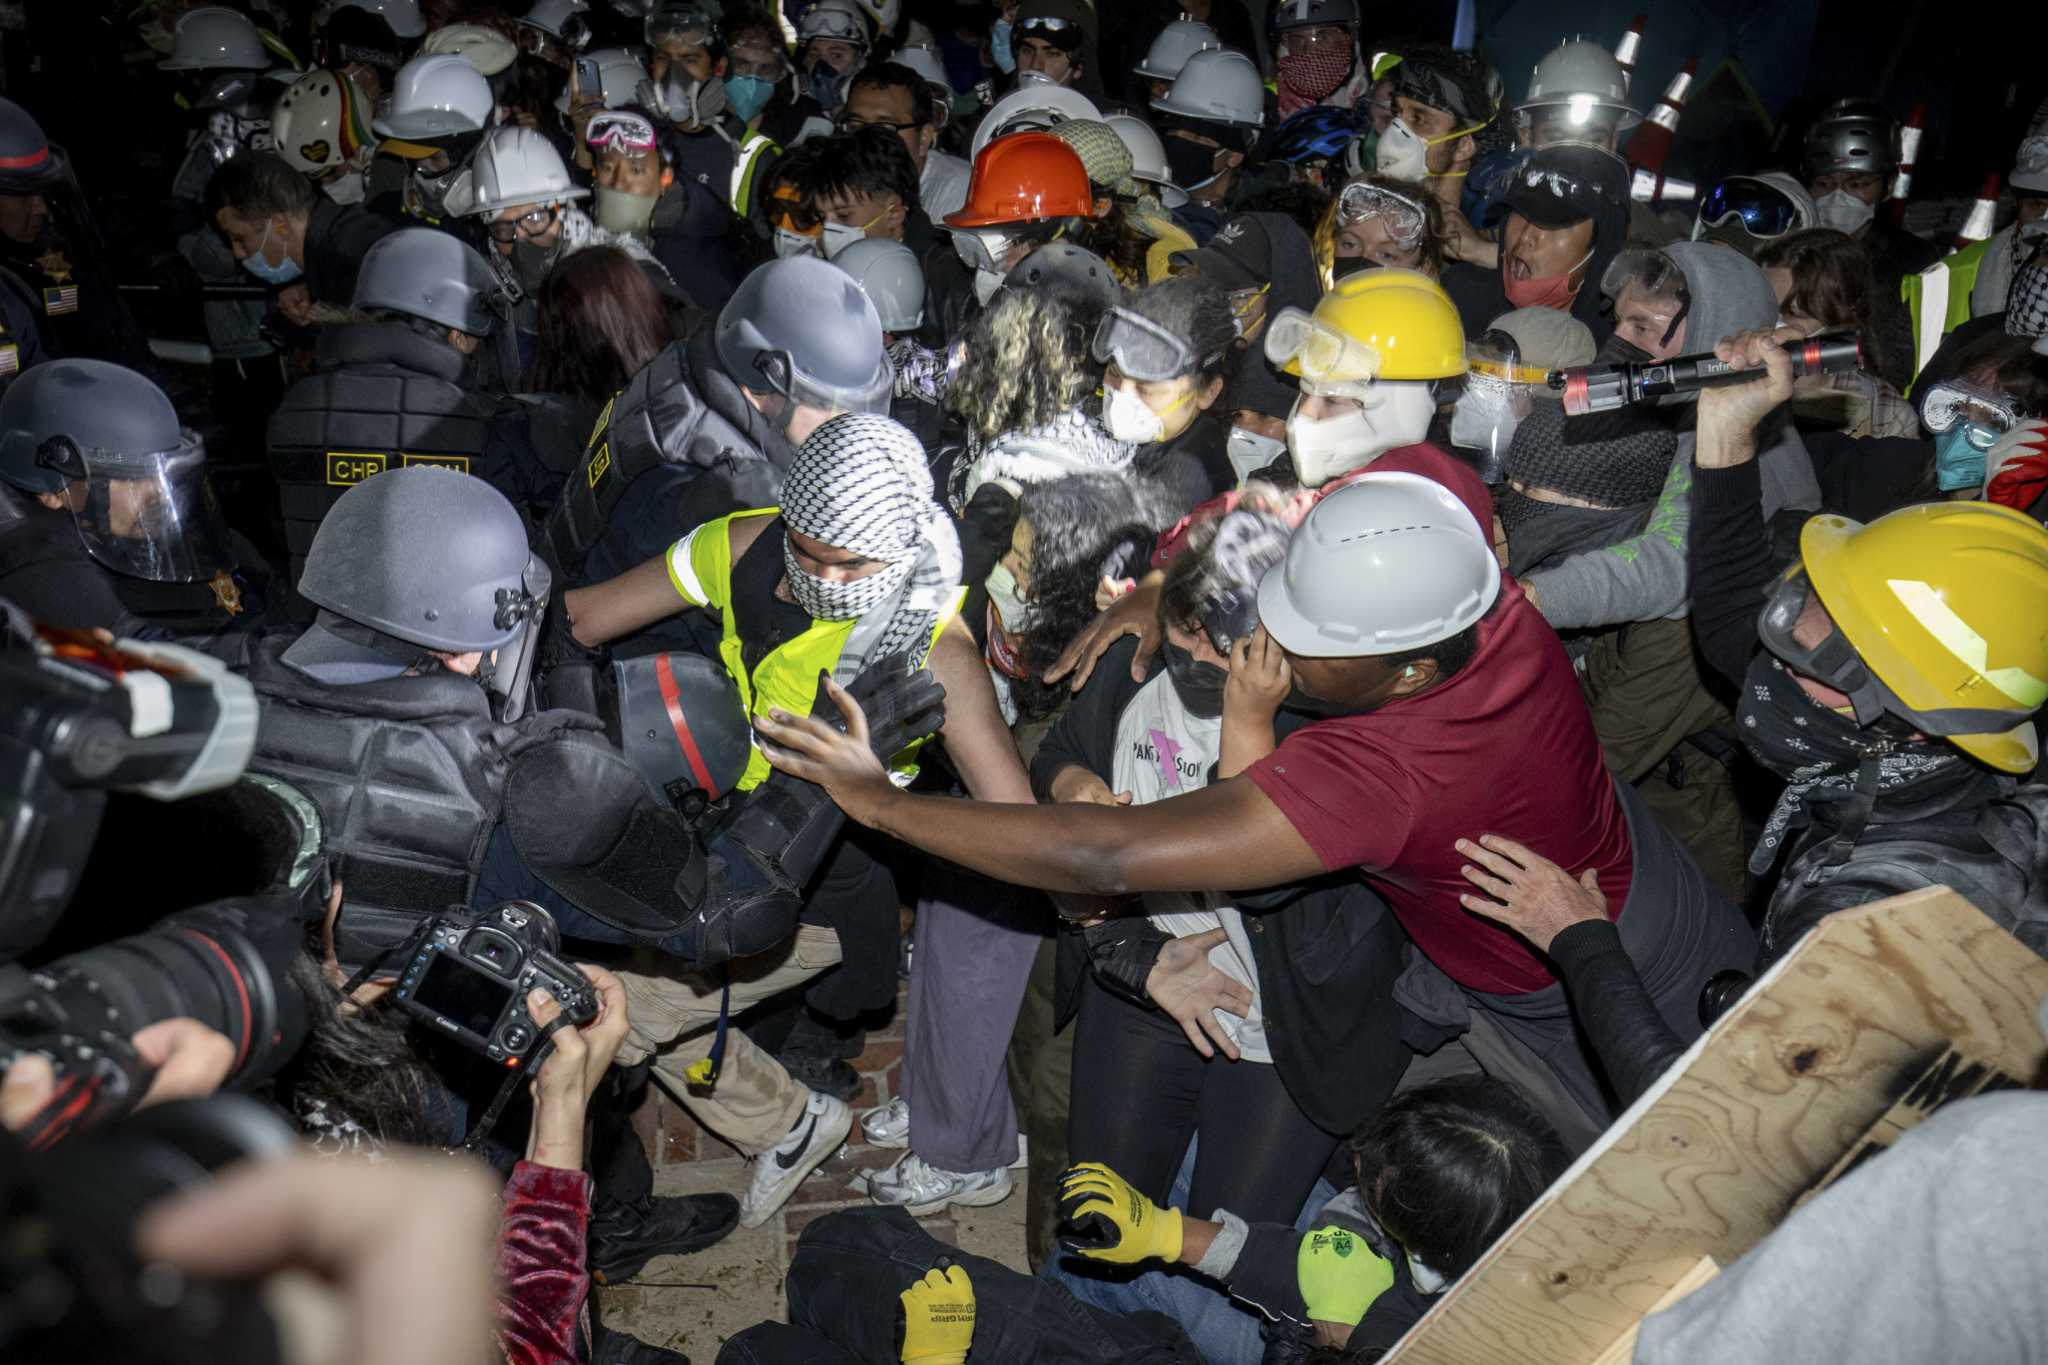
[946,289,1098,446]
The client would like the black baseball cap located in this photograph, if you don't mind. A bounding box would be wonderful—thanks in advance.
[1502,144,1629,229]
[1169,214,1272,292]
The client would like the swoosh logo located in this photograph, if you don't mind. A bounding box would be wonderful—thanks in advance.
[774,1112,821,1170]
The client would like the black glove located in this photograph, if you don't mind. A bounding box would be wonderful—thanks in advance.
[837,651,949,763]
[1081,918,1170,1008]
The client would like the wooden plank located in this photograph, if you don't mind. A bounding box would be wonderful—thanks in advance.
[1586,1258,1720,1365]
[1380,886,2048,1365]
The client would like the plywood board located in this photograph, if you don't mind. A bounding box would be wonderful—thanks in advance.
[1380,887,2048,1365]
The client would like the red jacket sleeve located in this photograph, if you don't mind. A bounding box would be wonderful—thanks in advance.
[496,1160,594,1365]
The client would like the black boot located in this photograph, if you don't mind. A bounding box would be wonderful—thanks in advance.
[590,1326,691,1364]
[588,1191,740,1284]
[774,1011,864,1100]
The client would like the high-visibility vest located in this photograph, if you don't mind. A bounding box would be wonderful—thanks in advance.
[728,129,779,219]
[1902,238,1990,390]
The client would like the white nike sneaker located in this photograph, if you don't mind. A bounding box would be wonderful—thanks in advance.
[861,1096,911,1148]
[739,1089,852,1229]
[862,1152,1015,1218]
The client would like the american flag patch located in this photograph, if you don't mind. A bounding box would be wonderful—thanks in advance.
[43,285,78,316]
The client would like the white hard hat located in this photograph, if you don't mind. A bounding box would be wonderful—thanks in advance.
[892,45,953,101]
[582,47,652,109]
[1516,38,1640,130]
[271,69,373,174]
[160,7,270,71]
[969,82,1101,159]
[318,0,426,41]
[2012,131,2048,195]
[518,0,592,46]
[464,124,589,216]
[421,23,519,78]
[829,236,926,331]
[1133,19,1221,83]
[1151,48,1265,129]
[799,0,873,48]
[374,54,494,143]
[1257,472,1501,657]
[1104,113,1187,208]
[852,0,902,36]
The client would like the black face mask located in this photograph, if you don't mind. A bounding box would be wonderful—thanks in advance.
[1162,134,1223,190]
[1594,332,1653,366]
[1162,640,1227,719]
[1331,255,1380,282]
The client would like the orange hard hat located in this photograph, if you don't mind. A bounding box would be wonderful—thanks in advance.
[943,130,1097,228]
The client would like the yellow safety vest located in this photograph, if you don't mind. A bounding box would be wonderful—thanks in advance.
[667,508,961,790]
[1901,238,1989,391]
[729,129,779,220]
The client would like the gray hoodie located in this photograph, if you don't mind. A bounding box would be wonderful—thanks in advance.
[1523,241,1820,630]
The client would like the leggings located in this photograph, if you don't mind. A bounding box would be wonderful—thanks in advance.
[1066,968,1340,1226]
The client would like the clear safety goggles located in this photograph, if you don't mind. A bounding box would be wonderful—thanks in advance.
[646,6,715,47]
[586,110,659,155]
[1092,306,1198,382]
[1264,306,1381,394]
[949,225,1020,275]
[36,430,230,583]
[799,7,867,46]
[1756,565,2025,737]
[1919,381,2019,440]
[1335,181,1425,249]
[1600,247,1689,344]
[486,204,560,244]
[1696,176,1803,240]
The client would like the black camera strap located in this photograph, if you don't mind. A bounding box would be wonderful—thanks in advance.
[459,1012,578,1153]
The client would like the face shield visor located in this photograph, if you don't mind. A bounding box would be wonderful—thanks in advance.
[36,430,231,582]
[1600,248,1690,353]
[1335,180,1425,252]
[482,552,552,722]
[750,348,893,418]
[1450,332,1547,482]
[1091,306,1197,382]
[1263,305,1381,399]
[1756,565,2030,741]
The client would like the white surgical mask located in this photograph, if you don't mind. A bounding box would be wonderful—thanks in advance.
[1226,425,1287,484]
[1285,382,1436,486]
[1103,384,1167,445]
[775,227,820,259]
[972,264,1007,305]
[1374,117,1430,180]
[1407,1252,1450,1296]
[1813,189,1875,235]
[321,169,367,205]
[819,219,867,258]
[985,560,1029,631]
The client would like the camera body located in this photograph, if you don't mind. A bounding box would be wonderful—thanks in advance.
[391,901,597,1063]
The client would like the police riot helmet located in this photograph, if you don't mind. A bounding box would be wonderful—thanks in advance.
[290,466,547,668]
[0,97,68,197]
[0,361,232,582]
[354,227,504,336]
[714,254,891,417]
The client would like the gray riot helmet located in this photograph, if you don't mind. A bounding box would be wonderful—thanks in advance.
[829,236,926,332]
[0,97,68,197]
[1,360,232,582]
[354,227,504,336]
[613,650,752,806]
[714,254,892,421]
[284,467,550,702]
[1804,98,1898,178]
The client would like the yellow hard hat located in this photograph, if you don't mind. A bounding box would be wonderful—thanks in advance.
[1798,501,2048,773]
[1263,267,1467,391]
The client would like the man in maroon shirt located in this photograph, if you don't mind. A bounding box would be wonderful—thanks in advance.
[757,473,1754,1145]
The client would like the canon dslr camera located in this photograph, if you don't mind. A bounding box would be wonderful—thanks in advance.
[391,901,597,1063]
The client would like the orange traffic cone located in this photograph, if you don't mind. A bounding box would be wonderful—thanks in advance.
[1625,57,1695,174]
[1954,173,2002,246]
[1631,167,1695,207]
[1614,15,1645,94]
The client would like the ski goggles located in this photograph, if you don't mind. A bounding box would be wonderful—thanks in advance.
[1092,306,1200,382]
[1335,181,1425,248]
[1756,564,2035,735]
[1264,306,1380,390]
[1919,380,2019,439]
[1695,176,1804,240]
[586,110,659,155]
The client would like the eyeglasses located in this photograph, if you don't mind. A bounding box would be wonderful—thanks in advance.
[1696,177,1804,240]
[587,111,659,153]
[838,111,922,134]
[486,205,559,243]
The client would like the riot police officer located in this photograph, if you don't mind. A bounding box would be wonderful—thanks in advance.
[266,227,543,591]
[544,253,892,661]
[0,359,274,640]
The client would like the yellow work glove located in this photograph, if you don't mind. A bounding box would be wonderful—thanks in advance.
[1296,1224,1395,1327]
[1054,1161,1184,1265]
[899,1263,975,1365]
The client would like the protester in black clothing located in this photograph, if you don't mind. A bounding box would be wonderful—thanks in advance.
[207,150,396,313]
[1097,274,1240,509]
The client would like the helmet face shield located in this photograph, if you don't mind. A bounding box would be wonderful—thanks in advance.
[1265,305,1381,395]
[1335,181,1425,249]
[37,430,231,582]
[1449,333,1543,480]
[1092,306,1196,382]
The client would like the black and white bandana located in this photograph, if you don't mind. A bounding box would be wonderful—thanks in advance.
[781,413,963,673]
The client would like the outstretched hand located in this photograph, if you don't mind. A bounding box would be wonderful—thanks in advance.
[1145,927,1254,1060]
[1454,834,1608,955]
[755,676,898,825]
[1046,573,1165,690]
